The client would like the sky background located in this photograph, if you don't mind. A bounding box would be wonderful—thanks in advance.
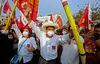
[1,0,100,24]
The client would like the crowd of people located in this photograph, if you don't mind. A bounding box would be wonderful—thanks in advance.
[0,20,100,64]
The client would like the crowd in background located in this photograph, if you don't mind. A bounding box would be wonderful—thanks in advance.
[0,21,100,64]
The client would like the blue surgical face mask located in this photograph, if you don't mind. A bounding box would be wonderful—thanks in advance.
[22,31,29,36]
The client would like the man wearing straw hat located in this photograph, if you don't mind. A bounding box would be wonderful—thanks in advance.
[31,21,70,64]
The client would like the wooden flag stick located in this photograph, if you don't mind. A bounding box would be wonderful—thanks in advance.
[4,0,18,31]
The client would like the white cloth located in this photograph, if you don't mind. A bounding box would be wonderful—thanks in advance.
[61,35,84,64]
[18,37,37,63]
[33,23,68,61]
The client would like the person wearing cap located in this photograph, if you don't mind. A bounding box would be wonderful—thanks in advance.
[32,21,69,64]
[17,27,37,64]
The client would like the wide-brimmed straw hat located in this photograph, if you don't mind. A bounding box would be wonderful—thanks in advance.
[42,21,59,31]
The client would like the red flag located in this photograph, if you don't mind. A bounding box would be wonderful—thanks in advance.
[50,14,53,21]
[2,0,11,13]
[10,16,16,27]
[30,0,39,21]
[78,4,89,28]
[16,17,24,31]
[13,0,31,15]
[13,0,39,21]
[56,15,63,29]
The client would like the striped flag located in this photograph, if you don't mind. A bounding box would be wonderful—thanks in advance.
[56,15,63,28]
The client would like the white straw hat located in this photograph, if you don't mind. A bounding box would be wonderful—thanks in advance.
[42,21,59,31]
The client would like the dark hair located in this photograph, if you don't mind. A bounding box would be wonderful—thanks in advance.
[94,23,100,30]
[9,29,15,33]
[62,26,67,30]
[8,32,13,35]
[68,26,71,31]
[56,29,62,33]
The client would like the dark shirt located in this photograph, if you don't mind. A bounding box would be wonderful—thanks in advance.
[84,37,100,64]
[0,32,13,64]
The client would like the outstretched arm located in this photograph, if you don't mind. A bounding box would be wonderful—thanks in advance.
[29,21,42,39]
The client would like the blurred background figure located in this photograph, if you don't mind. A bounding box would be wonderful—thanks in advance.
[84,23,100,64]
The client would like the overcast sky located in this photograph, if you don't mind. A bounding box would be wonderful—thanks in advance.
[7,0,100,24]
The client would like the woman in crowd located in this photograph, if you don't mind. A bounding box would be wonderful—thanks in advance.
[18,26,37,64]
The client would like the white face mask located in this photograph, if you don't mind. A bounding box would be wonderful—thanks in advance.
[8,35,13,39]
[47,31,55,36]
[22,31,29,36]
[62,31,67,34]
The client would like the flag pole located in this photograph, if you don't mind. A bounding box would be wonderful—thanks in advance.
[4,0,18,31]
[60,0,86,64]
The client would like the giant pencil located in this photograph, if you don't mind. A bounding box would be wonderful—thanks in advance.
[61,0,85,55]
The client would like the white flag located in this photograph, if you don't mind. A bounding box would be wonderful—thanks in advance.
[11,23,22,38]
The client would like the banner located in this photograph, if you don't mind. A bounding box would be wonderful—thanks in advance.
[20,11,29,25]
[13,0,39,21]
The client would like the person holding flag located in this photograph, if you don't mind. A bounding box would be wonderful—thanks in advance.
[17,26,37,64]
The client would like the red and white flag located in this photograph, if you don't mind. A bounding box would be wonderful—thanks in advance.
[50,14,53,21]
[20,11,29,25]
[78,4,92,29]
[11,22,22,38]
[16,17,24,31]
[2,0,11,13]
[56,15,63,29]
[13,0,39,22]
